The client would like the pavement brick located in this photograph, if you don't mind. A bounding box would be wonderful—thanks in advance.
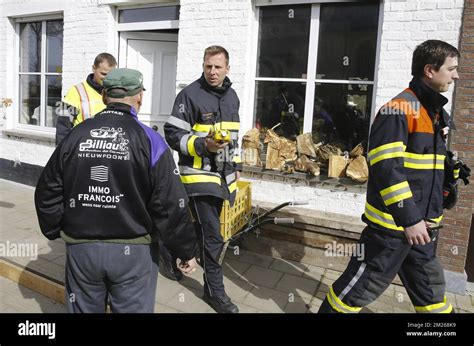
[223,276,254,302]
[154,303,180,313]
[243,286,288,313]
[165,287,213,313]
[232,250,274,268]
[274,273,319,300]
[222,258,252,280]
[0,276,66,313]
[284,300,308,313]
[242,265,284,289]
[269,258,308,277]
[455,294,474,312]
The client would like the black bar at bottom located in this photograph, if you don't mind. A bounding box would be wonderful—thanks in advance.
[0,313,472,345]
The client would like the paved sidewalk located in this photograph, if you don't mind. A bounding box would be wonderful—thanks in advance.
[1,178,473,313]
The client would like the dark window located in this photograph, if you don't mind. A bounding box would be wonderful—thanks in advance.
[316,2,379,81]
[254,81,306,140]
[119,6,180,23]
[256,4,311,79]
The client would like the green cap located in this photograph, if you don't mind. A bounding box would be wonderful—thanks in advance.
[103,68,145,98]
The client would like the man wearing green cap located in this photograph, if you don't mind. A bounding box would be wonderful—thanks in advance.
[35,68,198,313]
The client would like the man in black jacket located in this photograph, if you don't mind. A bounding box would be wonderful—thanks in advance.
[164,46,242,313]
[35,68,197,313]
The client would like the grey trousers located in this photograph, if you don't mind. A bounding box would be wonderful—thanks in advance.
[65,242,159,313]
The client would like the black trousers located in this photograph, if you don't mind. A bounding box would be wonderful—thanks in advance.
[319,226,452,313]
[189,196,225,297]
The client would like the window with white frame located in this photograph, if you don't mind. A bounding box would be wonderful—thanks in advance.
[18,19,63,129]
[254,1,380,152]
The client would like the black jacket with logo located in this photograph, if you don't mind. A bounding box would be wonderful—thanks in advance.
[35,103,197,260]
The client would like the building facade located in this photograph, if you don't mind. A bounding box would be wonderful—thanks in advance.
[0,0,472,293]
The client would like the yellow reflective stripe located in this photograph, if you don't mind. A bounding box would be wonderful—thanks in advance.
[384,192,413,206]
[326,292,346,313]
[192,123,214,133]
[370,152,405,166]
[430,215,443,223]
[404,153,445,170]
[368,142,405,166]
[228,181,237,193]
[187,135,198,157]
[186,135,202,169]
[217,121,240,130]
[327,287,362,313]
[415,296,452,313]
[180,175,221,185]
[404,153,445,160]
[368,141,405,157]
[380,181,413,206]
[404,162,445,169]
[364,203,404,231]
[380,181,409,196]
[453,169,460,179]
[232,155,242,164]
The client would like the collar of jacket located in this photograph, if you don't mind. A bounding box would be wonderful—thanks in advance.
[86,73,104,94]
[105,102,138,118]
[198,73,232,97]
[409,78,448,119]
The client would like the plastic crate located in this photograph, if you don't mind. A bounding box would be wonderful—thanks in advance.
[220,181,252,241]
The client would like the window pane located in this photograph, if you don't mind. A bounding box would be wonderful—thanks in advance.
[119,6,180,23]
[46,75,62,127]
[19,75,41,125]
[254,81,305,139]
[46,20,63,73]
[313,83,373,152]
[257,5,311,78]
[316,2,379,81]
[20,22,42,73]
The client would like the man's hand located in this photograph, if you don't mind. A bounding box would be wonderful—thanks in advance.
[205,137,228,153]
[404,220,431,246]
[177,258,198,275]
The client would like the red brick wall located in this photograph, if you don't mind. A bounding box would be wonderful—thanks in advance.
[439,0,474,273]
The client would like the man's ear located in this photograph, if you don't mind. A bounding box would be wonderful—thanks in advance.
[423,64,436,79]
[138,90,144,106]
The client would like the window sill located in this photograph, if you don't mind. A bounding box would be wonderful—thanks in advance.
[2,128,55,144]
[242,164,367,193]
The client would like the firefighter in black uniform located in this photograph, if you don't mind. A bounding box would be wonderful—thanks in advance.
[164,46,241,313]
[319,40,461,313]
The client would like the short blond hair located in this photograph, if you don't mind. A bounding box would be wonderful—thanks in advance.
[203,46,229,65]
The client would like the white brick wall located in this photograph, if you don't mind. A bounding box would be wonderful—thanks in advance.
[244,177,366,216]
[176,0,255,131]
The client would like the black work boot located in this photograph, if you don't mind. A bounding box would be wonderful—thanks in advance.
[203,292,239,313]
[159,253,183,281]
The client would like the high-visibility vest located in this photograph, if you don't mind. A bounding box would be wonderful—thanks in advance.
[63,81,106,126]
